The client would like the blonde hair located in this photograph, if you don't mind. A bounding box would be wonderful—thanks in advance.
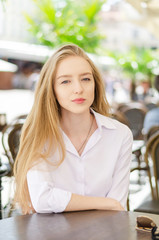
[13,44,110,214]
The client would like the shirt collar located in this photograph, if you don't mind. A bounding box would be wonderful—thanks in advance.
[91,109,117,130]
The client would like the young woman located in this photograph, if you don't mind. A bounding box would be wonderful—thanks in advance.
[14,44,133,214]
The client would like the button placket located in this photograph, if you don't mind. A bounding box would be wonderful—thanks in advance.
[76,156,84,195]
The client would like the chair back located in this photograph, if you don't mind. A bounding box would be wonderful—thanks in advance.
[146,102,157,111]
[145,131,159,199]
[145,126,159,142]
[0,113,7,131]
[117,102,148,140]
[2,122,23,172]
[111,111,129,126]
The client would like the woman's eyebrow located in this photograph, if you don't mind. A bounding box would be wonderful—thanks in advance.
[57,74,72,80]
[80,72,92,76]
[57,72,92,79]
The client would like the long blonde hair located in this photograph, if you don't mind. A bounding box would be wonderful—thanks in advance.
[14,44,110,214]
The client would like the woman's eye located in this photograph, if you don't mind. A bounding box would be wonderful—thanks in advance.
[61,80,70,84]
[82,78,90,81]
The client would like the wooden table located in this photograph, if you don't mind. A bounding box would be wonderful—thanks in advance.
[0,210,158,240]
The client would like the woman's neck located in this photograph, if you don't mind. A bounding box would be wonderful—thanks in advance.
[60,110,92,138]
[60,109,97,155]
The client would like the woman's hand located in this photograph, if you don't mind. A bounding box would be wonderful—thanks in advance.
[108,198,125,211]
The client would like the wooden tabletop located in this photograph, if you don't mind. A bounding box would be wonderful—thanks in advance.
[0,210,158,240]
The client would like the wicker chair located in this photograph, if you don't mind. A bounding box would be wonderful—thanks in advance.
[1,114,26,172]
[2,123,23,174]
[111,111,130,126]
[133,131,159,214]
[1,119,24,218]
[144,125,159,142]
[0,160,9,219]
[117,102,148,140]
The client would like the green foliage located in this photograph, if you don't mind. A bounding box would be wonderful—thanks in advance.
[25,0,106,53]
[108,47,159,84]
[0,0,6,10]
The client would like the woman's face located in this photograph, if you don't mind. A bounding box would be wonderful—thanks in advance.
[54,56,95,116]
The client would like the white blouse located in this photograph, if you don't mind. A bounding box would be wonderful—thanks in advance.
[27,110,133,213]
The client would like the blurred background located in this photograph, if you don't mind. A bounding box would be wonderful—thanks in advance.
[1,0,159,105]
[0,0,159,218]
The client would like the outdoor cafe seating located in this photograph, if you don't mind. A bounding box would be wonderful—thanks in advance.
[0,114,26,219]
[134,130,159,214]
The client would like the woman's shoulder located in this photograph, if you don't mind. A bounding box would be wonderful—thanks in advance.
[94,110,133,138]
[108,116,132,133]
[106,116,133,143]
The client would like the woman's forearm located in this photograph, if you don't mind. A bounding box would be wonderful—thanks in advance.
[64,193,125,212]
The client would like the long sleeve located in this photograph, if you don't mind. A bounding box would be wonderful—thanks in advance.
[106,127,133,209]
[27,169,72,213]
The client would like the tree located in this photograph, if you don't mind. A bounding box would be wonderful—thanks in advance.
[108,47,159,100]
[0,0,6,9]
[25,0,106,53]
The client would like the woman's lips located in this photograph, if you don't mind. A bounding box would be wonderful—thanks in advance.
[72,98,86,104]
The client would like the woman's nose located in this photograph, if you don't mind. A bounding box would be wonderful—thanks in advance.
[73,80,83,94]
